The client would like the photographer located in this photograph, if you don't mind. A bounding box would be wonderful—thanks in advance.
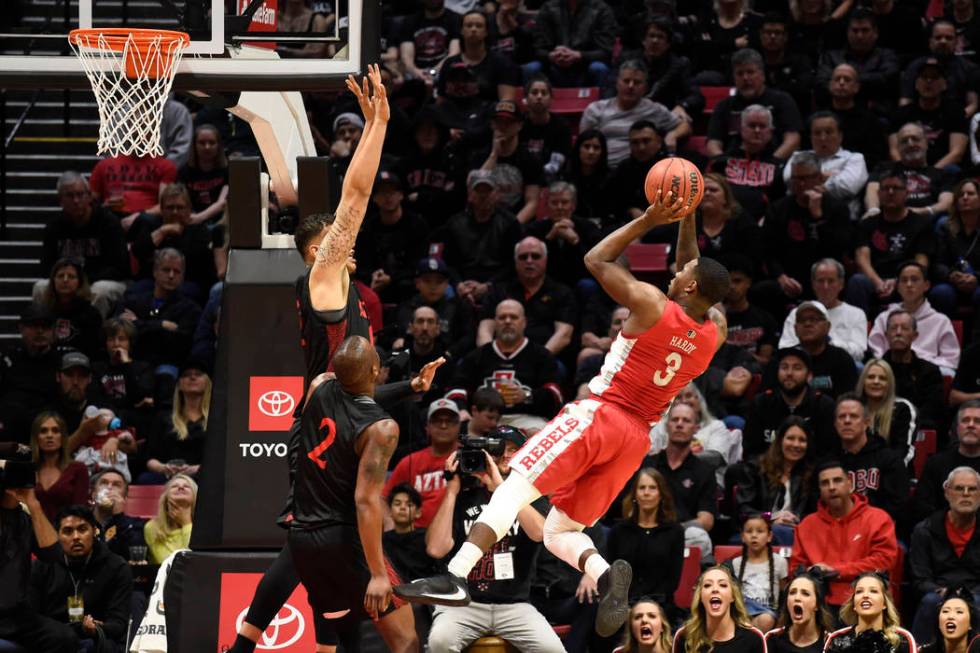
[0,450,66,652]
[424,426,564,653]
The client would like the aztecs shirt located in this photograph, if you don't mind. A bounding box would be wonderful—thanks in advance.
[400,10,462,69]
[857,212,935,280]
[89,155,177,214]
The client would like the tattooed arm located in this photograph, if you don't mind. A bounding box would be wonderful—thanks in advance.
[309,64,391,311]
[354,417,400,617]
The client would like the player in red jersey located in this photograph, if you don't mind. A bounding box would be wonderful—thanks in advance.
[395,190,730,635]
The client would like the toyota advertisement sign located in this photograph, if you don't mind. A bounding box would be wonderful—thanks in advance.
[249,376,303,431]
[217,573,315,651]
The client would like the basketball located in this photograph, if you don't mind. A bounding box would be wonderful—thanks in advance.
[644,157,704,218]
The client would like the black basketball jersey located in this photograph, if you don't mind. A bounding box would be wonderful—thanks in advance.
[295,268,374,387]
[291,379,390,529]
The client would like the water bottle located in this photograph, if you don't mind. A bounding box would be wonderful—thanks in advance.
[84,406,121,430]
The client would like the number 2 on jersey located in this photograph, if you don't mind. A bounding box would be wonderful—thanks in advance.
[308,417,337,470]
[653,352,683,386]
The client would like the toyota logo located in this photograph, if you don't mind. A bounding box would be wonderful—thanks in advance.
[258,391,295,418]
[235,604,304,650]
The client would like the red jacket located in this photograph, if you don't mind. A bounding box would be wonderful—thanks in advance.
[789,493,898,605]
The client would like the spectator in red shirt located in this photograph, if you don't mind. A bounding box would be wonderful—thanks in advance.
[32,411,89,523]
[88,154,177,230]
[383,398,461,528]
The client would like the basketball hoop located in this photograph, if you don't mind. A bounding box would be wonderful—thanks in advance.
[68,28,190,158]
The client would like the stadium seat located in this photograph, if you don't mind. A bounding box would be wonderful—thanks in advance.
[744,373,763,402]
[701,86,733,114]
[553,625,571,638]
[126,484,165,519]
[913,429,938,479]
[953,319,964,346]
[513,87,600,116]
[714,545,742,564]
[890,546,905,605]
[673,546,702,609]
[926,0,945,17]
[465,636,518,653]
[625,243,670,272]
[687,135,707,156]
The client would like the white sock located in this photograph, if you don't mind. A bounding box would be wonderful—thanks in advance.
[584,554,611,583]
[447,542,484,578]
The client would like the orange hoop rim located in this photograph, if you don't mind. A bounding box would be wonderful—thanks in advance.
[68,28,190,53]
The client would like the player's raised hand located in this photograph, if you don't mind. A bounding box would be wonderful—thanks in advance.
[364,574,393,620]
[640,189,687,228]
[367,64,390,123]
[410,356,447,393]
[345,73,374,123]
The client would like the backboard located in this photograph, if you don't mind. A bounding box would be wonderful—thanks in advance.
[0,0,378,92]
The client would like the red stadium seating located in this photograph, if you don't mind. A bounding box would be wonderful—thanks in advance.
[674,546,702,609]
[514,87,600,116]
[715,545,742,564]
[126,484,164,519]
[625,243,671,285]
[953,320,964,346]
[687,135,708,156]
[701,86,733,114]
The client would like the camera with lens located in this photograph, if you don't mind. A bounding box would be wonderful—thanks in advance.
[0,442,36,490]
[458,435,506,474]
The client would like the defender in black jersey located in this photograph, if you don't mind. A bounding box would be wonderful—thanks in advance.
[288,335,418,651]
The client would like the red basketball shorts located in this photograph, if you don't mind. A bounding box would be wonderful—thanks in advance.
[508,398,651,525]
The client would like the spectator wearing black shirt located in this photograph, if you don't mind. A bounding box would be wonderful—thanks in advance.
[763,301,858,400]
[833,393,910,520]
[606,120,669,221]
[29,505,132,653]
[90,469,146,562]
[387,306,453,407]
[140,361,210,484]
[519,76,572,179]
[825,63,888,170]
[692,1,764,85]
[708,105,786,223]
[815,9,899,110]
[723,255,778,368]
[400,108,459,229]
[561,129,612,225]
[913,401,980,522]
[446,299,563,432]
[38,171,129,318]
[575,301,627,387]
[848,168,935,315]
[355,170,430,303]
[477,237,576,357]
[489,0,535,65]
[672,571,767,653]
[471,100,543,225]
[881,310,946,430]
[93,318,154,417]
[931,178,980,316]
[530,0,617,88]
[706,48,803,160]
[46,352,109,456]
[757,152,852,312]
[424,428,563,653]
[41,258,104,359]
[177,123,229,225]
[952,344,980,408]
[644,402,718,555]
[399,0,461,86]
[439,170,522,305]
[758,12,815,113]
[524,181,600,290]
[870,0,928,60]
[890,58,969,169]
[901,21,978,116]
[437,10,520,103]
[865,123,954,217]
[743,347,836,458]
[117,249,202,369]
[946,0,980,58]
[435,63,493,149]
[394,257,477,359]
[383,484,438,583]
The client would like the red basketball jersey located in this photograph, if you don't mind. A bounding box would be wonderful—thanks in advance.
[588,300,718,424]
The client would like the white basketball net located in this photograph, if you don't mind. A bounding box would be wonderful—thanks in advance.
[69,31,189,158]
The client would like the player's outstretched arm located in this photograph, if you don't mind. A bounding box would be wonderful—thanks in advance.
[674,209,700,271]
[584,190,686,326]
[309,64,390,311]
[354,417,400,619]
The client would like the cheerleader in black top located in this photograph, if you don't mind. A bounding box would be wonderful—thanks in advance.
[824,572,915,653]
[672,566,767,653]
[766,574,834,653]
[918,588,980,653]
[614,599,674,653]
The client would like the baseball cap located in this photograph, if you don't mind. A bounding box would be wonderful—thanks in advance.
[775,347,812,369]
[491,424,527,448]
[61,351,91,372]
[19,302,54,326]
[918,57,946,78]
[416,256,449,278]
[375,170,403,190]
[493,100,520,120]
[467,169,498,190]
[333,112,365,133]
[795,300,830,320]
[427,398,461,421]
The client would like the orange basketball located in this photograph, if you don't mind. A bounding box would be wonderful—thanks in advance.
[644,157,705,219]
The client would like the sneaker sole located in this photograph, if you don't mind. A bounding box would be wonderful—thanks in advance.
[393,583,471,607]
[595,560,632,637]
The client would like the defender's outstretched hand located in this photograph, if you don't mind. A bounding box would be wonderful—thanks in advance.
[640,189,687,228]
[367,64,389,123]
[345,73,374,123]
[410,356,447,393]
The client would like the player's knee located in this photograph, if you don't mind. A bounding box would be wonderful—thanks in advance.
[426,621,462,653]
[542,507,584,547]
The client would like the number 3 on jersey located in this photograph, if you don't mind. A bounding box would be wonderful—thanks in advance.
[308,417,337,470]
[653,352,683,386]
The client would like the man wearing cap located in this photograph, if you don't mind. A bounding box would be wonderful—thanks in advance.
[473,100,543,225]
[355,170,431,303]
[580,60,687,166]
[394,257,477,359]
[900,21,978,117]
[889,57,968,168]
[45,352,107,452]
[0,304,71,442]
[743,346,837,457]
[763,301,858,400]
[383,398,463,529]
[425,425,562,653]
[440,169,522,305]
